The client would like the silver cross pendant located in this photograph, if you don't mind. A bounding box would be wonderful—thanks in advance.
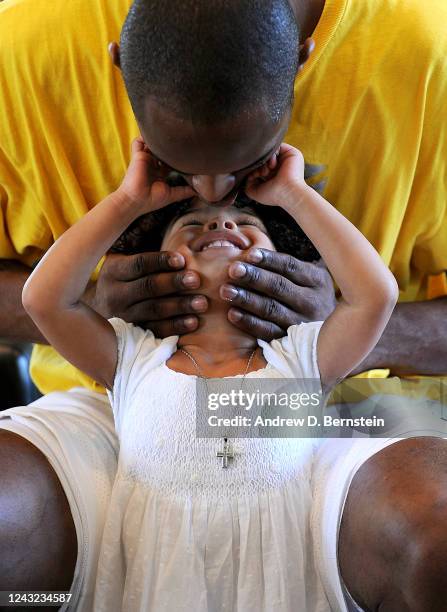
[216,437,234,469]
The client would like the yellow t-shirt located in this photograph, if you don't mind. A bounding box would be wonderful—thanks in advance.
[0,0,446,394]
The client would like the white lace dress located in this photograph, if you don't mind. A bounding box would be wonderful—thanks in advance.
[93,318,330,611]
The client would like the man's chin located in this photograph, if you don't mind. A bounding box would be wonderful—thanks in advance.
[201,186,240,208]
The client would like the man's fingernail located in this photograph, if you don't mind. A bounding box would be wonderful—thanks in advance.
[228,308,243,322]
[247,249,263,263]
[182,272,199,288]
[230,263,246,278]
[191,296,208,312]
[220,285,238,301]
[184,316,198,329]
[168,254,184,268]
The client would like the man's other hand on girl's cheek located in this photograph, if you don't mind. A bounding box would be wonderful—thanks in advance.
[221,251,337,342]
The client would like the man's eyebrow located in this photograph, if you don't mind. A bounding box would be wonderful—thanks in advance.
[152,146,276,175]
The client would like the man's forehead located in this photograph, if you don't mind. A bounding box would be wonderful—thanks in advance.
[140,97,289,174]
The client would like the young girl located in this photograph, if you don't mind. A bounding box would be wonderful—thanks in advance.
[23,139,398,611]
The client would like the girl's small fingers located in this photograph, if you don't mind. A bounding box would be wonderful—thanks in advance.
[131,137,145,155]
[279,143,291,154]
[151,180,169,202]
[278,142,300,160]
[169,184,196,203]
[245,182,260,199]
[248,167,263,181]
[267,153,278,170]
[245,175,258,190]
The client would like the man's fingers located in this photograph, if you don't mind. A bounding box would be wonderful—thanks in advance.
[109,251,186,282]
[220,284,300,329]
[124,268,201,302]
[143,315,200,337]
[227,308,284,342]
[226,261,307,310]
[123,295,208,322]
[242,249,324,288]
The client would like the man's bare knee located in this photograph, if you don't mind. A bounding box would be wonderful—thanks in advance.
[339,437,447,612]
[0,430,77,593]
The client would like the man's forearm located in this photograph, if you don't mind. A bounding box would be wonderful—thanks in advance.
[0,260,48,343]
[357,297,447,376]
[0,260,97,344]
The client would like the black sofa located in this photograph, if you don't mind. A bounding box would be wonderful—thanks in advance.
[0,341,41,410]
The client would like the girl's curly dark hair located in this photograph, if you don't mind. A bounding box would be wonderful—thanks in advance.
[110,179,320,262]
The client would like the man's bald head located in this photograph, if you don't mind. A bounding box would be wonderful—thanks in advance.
[120,0,300,126]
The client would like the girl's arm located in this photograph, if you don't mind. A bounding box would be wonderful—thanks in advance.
[246,143,399,390]
[22,138,194,390]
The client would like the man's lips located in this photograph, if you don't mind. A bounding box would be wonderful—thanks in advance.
[192,230,251,252]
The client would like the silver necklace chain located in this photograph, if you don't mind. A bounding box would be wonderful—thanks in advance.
[178,346,257,469]
[178,347,257,379]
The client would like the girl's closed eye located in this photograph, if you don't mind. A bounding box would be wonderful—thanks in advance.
[181,218,203,227]
[238,218,260,227]
[237,217,266,230]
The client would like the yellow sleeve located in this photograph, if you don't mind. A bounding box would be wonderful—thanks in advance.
[427,273,447,300]
[0,0,136,266]
[409,57,447,297]
[0,0,135,396]
[0,148,52,266]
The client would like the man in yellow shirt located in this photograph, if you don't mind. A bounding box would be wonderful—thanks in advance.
[0,0,446,610]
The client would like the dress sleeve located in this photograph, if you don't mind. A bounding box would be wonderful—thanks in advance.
[258,321,324,381]
[106,318,159,432]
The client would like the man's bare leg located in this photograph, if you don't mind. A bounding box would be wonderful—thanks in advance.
[339,437,447,612]
[0,430,77,607]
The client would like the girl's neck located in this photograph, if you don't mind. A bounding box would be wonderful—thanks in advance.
[168,301,266,376]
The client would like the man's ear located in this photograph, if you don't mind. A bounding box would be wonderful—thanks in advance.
[108,42,121,69]
[297,38,315,72]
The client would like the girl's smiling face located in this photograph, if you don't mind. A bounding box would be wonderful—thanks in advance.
[161,198,275,258]
[160,198,276,293]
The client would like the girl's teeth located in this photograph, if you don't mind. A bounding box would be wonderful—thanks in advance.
[202,240,237,251]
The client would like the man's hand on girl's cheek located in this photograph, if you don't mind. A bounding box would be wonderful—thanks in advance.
[220,249,337,342]
[91,251,208,338]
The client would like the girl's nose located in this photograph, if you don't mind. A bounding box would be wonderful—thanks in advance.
[191,174,236,202]
[204,216,238,232]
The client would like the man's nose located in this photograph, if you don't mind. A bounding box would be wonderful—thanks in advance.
[204,215,238,232]
[191,174,236,202]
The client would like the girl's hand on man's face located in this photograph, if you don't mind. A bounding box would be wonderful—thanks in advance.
[245,143,307,208]
[118,137,195,214]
